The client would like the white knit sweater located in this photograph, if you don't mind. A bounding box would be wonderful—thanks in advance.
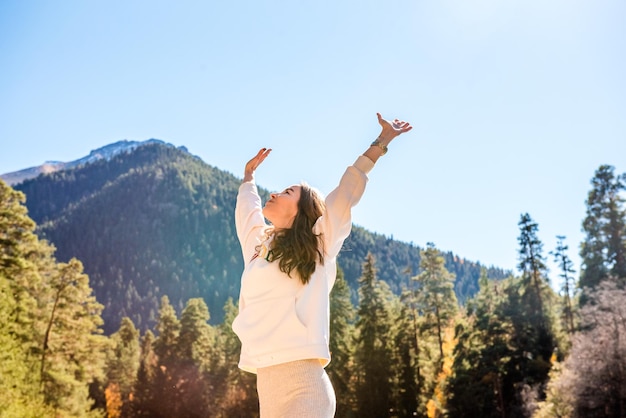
[232,155,374,373]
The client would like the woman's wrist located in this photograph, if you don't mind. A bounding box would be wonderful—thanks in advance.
[370,132,395,152]
[364,135,393,163]
[370,137,389,155]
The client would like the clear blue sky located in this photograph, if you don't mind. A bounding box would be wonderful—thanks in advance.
[1,0,625,285]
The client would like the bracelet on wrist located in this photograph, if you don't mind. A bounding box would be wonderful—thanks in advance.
[370,137,388,155]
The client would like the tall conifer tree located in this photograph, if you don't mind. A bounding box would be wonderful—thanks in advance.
[0,273,53,416]
[328,268,356,417]
[392,302,421,417]
[39,259,108,416]
[131,330,158,417]
[0,181,51,414]
[414,243,458,365]
[150,295,181,417]
[176,298,214,417]
[354,254,395,418]
[448,273,513,418]
[517,213,548,321]
[213,297,258,417]
[580,165,626,291]
[0,180,106,416]
[552,236,576,334]
[512,214,556,415]
[106,317,141,416]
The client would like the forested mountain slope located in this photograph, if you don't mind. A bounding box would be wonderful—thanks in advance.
[15,142,508,333]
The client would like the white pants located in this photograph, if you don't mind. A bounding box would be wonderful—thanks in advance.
[257,359,336,418]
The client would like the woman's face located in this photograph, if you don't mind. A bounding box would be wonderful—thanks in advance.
[263,185,301,229]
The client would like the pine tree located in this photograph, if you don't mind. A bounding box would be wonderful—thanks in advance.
[176,298,214,417]
[501,215,558,416]
[0,273,53,416]
[515,214,555,385]
[414,243,458,366]
[517,213,548,321]
[399,265,426,417]
[3,180,109,416]
[327,268,356,417]
[354,253,395,418]
[447,272,512,418]
[150,295,181,417]
[131,330,158,417]
[426,324,456,418]
[38,258,108,416]
[105,317,140,416]
[580,165,626,292]
[551,236,576,334]
[212,297,258,417]
[391,302,420,417]
[0,180,53,361]
[0,180,38,277]
[0,181,53,415]
[153,295,180,362]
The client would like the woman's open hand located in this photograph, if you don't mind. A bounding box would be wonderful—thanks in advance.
[377,113,412,142]
[363,113,413,163]
[244,148,272,183]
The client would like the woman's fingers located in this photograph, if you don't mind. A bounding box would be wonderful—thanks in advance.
[378,113,413,134]
[256,148,271,165]
[394,121,412,131]
[247,148,271,170]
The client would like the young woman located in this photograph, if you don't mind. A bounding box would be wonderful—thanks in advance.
[233,113,412,417]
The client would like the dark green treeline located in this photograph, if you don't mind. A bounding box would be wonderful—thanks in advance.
[2,162,626,417]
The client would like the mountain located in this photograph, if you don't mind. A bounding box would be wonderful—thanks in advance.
[1,139,183,186]
[11,141,509,334]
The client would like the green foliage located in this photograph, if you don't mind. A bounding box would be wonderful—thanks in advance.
[0,181,48,416]
[16,144,244,334]
[39,259,108,416]
[130,330,158,417]
[414,243,458,364]
[14,143,508,335]
[340,226,508,305]
[104,317,141,416]
[515,213,555,375]
[354,254,396,418]
[7,148,625,417]
[448,254,560,418]
[0,274,54,417]
[580,164,626,292]
[212,297,258,417]
[389,302,420,417]
[174,298,215,417]
[517,213,549,321]
[551,236,577,334]
[327,268,356,417]
[448,275,515,417]
[0,179,107,417]
[130,297,258,417]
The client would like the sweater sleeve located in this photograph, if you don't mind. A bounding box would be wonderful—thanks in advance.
[235,181,267,263]
[316,155,375,259]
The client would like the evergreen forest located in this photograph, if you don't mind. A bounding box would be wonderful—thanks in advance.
[1,143,625,417]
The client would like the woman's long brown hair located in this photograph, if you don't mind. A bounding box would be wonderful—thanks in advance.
[270,183,325,284]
